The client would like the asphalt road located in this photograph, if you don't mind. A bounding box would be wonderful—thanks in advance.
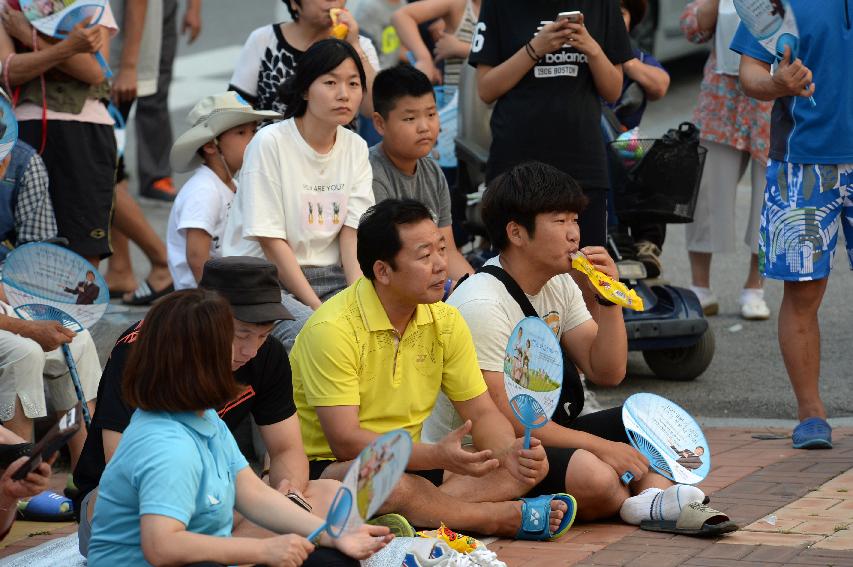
[112,1,853,424]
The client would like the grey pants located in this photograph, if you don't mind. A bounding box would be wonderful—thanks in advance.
[135,0,177,193]
[271,266,347,353]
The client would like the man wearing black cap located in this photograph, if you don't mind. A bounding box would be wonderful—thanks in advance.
[73,257,341,556]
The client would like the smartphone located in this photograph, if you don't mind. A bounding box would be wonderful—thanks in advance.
[286,490,313,513]
[557,11,583,23]
[11,404,81,481]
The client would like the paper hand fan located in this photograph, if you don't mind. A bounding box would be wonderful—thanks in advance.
[3,242,109,330]
[13,304,91,426]
[503,317,563,439]
[621,393,710,485]
[307,486,353,543]
[341,430,413,529]
[732,0,816,105]
[19,0,113,79]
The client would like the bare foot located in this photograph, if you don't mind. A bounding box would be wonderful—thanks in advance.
[104,273,137,295]
[121,266,173,303]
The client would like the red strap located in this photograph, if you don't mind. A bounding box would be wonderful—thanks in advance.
[32,27,46,155]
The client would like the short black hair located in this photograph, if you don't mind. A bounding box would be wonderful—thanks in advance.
[357,198,435,280]
[372,64,435,119]
[282,0,300,22]
[278,39,367,119]
[621,0,648,32]
[482,161,588,251]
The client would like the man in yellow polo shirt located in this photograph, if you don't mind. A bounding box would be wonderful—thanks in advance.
[291,199,578,540]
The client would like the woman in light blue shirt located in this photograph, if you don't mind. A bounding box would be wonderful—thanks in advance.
[87,289,391,566]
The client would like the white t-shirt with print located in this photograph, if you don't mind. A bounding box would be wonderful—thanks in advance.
[222,118,374,267]
[421,255,591,443]
[166,166,235,290]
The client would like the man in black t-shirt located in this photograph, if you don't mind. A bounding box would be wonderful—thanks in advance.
[74,257,339,556]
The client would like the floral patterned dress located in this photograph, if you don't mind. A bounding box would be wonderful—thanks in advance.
[681,1,772,163]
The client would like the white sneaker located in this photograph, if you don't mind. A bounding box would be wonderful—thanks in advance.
[689,286,719,316]
[469,546,508,567]
[406,541,479,567]
[740,289,770,320]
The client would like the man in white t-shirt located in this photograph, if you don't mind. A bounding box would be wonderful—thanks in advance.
[423,161,735,535]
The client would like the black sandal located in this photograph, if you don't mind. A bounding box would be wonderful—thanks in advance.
[121,280,174,306]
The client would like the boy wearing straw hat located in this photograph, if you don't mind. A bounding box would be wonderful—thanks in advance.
[166,92,280,290]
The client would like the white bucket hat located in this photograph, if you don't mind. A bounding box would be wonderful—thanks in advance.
[170,91,281,173]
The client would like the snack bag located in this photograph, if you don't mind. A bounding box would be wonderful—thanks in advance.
[417,523,479,554]
[330,8,349,39]
[571,254,645,311]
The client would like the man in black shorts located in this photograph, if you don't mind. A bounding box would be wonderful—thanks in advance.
[74,256,343,556]
[423,162,734,535]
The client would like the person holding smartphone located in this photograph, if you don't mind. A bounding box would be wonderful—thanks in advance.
[0,425,53,541]
[471,1,633,253]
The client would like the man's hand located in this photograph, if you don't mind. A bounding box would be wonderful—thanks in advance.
[18,320,75,352]
[593,440,649,483]
[435,420,499,477]
[111,67,137,104]
[579,245,619,280]
[772,45,815,99]
[415,58,442,84]
[331,523,392,560]
[181,1,202,44]
[1,456,52,501]
[498,436,548,486]
[433,32,467,63]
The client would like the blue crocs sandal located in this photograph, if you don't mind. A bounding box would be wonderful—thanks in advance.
[16,490,74,522]
[792,417,832,449]
[515,493,577,541]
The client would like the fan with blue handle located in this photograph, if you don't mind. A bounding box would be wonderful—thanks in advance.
[509,393,548,449]
[621,393,710,485]
[19,0,113,79]
[307,486,353,543]
[2,242,109,330]
[732,0,815,106]
[13,304,91,427]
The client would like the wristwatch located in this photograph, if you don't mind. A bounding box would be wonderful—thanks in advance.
[595,294,617,307]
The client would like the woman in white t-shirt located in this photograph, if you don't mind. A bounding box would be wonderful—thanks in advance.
[228,0,379,118]
[224,39,374,351]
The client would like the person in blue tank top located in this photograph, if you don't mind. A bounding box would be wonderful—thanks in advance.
[87,289,392,567]
[731,0,853,451]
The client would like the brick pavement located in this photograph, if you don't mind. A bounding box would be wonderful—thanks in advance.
[2,428,852,566]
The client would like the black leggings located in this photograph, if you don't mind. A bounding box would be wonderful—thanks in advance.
[529,406,629,497]
[185,548,358,567]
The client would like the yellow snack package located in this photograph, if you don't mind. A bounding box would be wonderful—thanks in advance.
[417,523,479,554]
[330,8,349,39]
[571,253,645,311]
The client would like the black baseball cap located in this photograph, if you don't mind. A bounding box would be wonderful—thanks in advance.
[199,256,293,324]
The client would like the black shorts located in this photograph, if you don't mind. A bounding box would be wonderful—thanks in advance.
[309,459,444,487]
[579,186,608,248]
[18,119,117,259]
[528,406,629,497]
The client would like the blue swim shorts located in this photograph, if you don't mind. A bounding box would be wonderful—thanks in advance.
[759,161,853,281]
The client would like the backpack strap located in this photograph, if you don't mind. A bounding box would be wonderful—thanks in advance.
[479,265,538,318]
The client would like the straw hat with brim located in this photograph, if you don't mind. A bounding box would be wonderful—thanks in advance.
[170,91,281,173]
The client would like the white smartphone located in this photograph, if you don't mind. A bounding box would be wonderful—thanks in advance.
[557,11,583,23]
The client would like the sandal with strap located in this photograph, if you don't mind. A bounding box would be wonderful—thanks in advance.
[792,416,832,449]
[640,501,738,537]
[16,490,74,522]
[121,279,174,306]
[515,493,577,541]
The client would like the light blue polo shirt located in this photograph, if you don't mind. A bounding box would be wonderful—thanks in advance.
[730,3,853,164]
[87,409,249,566]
